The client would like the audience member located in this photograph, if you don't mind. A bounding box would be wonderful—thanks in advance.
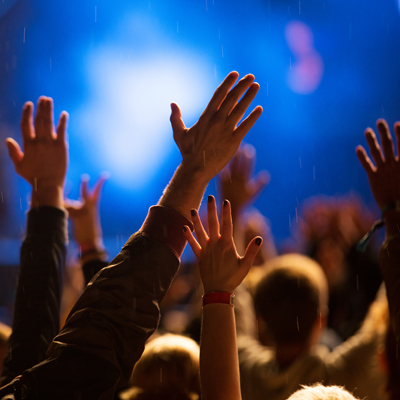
[120,334,200,400]
[291,194,382,340]
[356,118,400,398]
[0,323,11,377]
[287,384,359,400]
[1,97,68,387]
[0,71,262,399]
[184,196,262,400]
[60,174,110,327]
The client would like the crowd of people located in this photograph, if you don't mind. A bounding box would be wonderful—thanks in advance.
[0,71,399,399]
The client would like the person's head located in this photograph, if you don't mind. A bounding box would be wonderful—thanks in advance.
[253,254,328,349]
[287,384,359,399]
[0,322,11,376]
[120,334,200,400]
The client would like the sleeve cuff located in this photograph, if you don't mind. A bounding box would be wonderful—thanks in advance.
[26,206,68,244]
[140,205,193,259]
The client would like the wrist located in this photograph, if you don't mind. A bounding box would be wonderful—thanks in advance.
[30,186,64,209]
[203,291,235,307]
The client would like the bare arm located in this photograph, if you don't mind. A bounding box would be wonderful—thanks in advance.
[184,196,262,400]
[356,118,400,395]
[160,72,262,220]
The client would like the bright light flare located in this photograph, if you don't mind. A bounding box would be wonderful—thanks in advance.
[75,51,212,187]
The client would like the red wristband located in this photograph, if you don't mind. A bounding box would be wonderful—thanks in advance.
[202,292,235,307]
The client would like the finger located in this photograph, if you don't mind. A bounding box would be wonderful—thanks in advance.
[207,195,220,241]
[356,145,375,175]
[5,138,24,166]
[240,237,263,271]
[395,122,400,159]
[191,208,208,249]
[220,200,233,242]
[202,71,239,116]
[43,98,55,139]
[34,97,48,139]
[228,82,260,127]
[217,74,255,119]
[364,128,384,167]
[183,225,202,259]
[20,101,34,143]
[170,103,186,149]
[64,200,82,216]
[234,106,263,140]
[93,174,109,202]
[56,111,68,144]
[376,119,395,164]
[80,174,90,200]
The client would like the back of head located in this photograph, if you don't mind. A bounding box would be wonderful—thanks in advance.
[287,384,359,400]
[120,334,200,400]
[0,322,11,377]
[254,254,328,346]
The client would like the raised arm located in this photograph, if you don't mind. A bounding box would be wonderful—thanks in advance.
[65,175,109,285]
[0,72,262,399]
[1,98,68,385]
[218,144,271,258]
[161,71,262,219]
[356,118,400,397]
[184,196,262,400]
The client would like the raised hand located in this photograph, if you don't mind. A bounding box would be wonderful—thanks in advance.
[356,119,400,210]
[219,144,269,218]
[5,97,68,209]
[65,174,108,250]
[184,195,262,294]
[170,72,262,182]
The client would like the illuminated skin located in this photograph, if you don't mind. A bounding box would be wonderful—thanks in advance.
[161,71,262,220]
[65,174,108,261]
[5,97,68,210]
[184,197,262,400]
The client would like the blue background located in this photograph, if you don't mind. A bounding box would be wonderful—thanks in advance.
[0,0,399,265]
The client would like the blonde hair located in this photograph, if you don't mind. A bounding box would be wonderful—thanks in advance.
[120,334,200,400]
[0,322,11,346]
[287,384,359,400]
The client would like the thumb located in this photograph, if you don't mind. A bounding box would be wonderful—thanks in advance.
[5,138,24,167]
[240,236,263,272]
[170,103,186,146]
[64,200,81,217]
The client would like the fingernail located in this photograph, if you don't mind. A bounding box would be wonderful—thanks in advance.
[255,238,262,246]
[223,200,228,207]
[208,195,213,203]
[191,209,196,216]
[183,226,187,232]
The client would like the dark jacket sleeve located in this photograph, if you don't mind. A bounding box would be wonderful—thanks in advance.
[82,259,109,286]
[0,207,67,386]
[2,206,192,400]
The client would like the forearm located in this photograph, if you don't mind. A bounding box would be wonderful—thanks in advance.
[30,186,64,210]
[1,207,67,386]
[45,206,192,388]
[159,163,209,220]
[201,304,241,400]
